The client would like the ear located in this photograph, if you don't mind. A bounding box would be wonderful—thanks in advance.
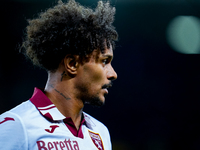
[63,55,80,75]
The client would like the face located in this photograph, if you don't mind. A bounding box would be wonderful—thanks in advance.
[74,46,117,106]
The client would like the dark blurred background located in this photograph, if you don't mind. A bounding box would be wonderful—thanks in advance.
[1,0,200,149]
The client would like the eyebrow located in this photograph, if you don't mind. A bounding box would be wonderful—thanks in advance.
[102,54,113,59]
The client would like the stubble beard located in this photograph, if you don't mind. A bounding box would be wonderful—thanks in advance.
[76,85,105,107]
[85,96,104,107]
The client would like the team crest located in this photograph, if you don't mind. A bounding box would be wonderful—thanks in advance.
[88,130,104,150]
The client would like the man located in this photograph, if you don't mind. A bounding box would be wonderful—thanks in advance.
[0,0,118,149]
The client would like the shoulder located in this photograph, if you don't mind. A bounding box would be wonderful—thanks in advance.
[6,100,40,123]
[83,112,110,135]
[83,112,107,128]
[83,112,112,150]
[0,100,35,127]
[0,100,35,149]
[9,100,35,115]
[0,100,39,128]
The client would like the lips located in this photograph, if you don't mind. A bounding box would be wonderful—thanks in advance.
[103,88,109,94]
[102,82,113,89]
[102,82,113,94]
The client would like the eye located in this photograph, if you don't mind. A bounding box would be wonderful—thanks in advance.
[101,56,113,66]
[102,59,109,65]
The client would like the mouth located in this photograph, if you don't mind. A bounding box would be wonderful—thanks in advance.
[103,88,109,94]
[102,82,113,89]
[102,82,113,94]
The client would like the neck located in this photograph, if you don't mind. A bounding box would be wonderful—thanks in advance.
[44,71,84,130]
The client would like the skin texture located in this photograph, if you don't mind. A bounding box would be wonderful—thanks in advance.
[44,45,117,130]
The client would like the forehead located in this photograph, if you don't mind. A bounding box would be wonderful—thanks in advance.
[92,46,114,59]
[101,46,113,56]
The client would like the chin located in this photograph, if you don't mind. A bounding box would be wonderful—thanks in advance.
[81,91,106,107]
[87,96,105,107]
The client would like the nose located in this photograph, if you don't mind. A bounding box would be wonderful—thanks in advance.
[107,64,118,81]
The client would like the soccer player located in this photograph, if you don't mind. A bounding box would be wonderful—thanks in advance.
[0,0,118,149]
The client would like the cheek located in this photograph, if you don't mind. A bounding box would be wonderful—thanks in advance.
[83,64,105,83]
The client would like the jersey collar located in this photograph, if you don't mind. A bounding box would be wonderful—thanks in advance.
[30,87,66,121]
[30,87,95,129]
[30,87,97,138]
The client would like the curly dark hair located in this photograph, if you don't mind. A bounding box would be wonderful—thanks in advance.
[21,0,118,72]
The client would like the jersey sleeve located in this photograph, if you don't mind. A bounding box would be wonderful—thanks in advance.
[105,126,112,150]
[0,112,28,150]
